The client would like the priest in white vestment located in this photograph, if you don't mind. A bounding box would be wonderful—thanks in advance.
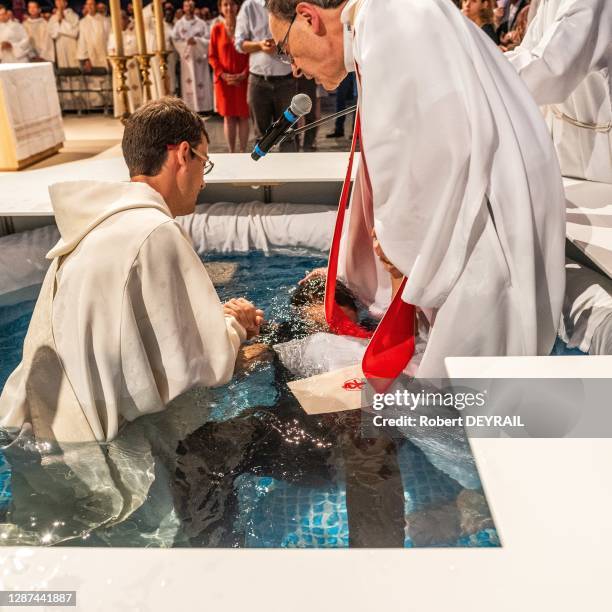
[268,0,566,377]
[0,98,262,445]
[77,0,111,108]
[107,11,142,116]
[0,6,33,62]
[23,1,54,62]
[506,0,612,184]
[49,0,81,109]
[172,0,213,112]
[143,2,178,98]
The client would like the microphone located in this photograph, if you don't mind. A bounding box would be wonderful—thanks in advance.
[251,94,312,161]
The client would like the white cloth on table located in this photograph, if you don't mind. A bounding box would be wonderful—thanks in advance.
[338,0,566,378]
[23,17,54,62]
[506,0,612,184]
[0,63,63,162]
[171,15,213,112]
[0,20,32,63]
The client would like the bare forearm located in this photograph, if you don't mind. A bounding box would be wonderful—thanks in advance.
[240,39,262,54]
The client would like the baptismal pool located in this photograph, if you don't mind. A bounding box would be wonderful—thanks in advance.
[0,249,500,548]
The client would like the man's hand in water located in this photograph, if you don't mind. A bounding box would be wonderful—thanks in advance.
[235,343,275,373]
[223,298,264,339]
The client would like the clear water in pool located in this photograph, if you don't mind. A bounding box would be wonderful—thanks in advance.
[0,250,501,548]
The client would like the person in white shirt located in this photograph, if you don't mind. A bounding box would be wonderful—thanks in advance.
[78,0,111,107]
[0,97,264,445]
[235,0,297,151]
[23,0,54,62]
[96,1,111,39]
[0,4,33,62]
[172,0,213,112]
[506,0,612,184]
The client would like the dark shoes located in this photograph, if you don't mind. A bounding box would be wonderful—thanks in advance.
[326,131,345,139]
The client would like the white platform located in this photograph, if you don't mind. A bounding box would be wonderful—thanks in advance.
[0,438,609,611]
[0,152,359,216]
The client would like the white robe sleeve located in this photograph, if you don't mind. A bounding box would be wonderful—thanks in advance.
[77,21,89,60]
[171,21,185,43]
[3,23,32,61]
[506,0,612,105]
[119,221,246,422]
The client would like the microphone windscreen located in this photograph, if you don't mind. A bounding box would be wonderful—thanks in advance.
[290,93,313,118]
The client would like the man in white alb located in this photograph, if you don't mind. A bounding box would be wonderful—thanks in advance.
[0,97,263,444]
[172,0,213,112]
[267,0,566,377]
[0,4,32,62]
[48,0,80,108]
[506,0,611,184]
[78,0,111,108]
[23,0,54,62]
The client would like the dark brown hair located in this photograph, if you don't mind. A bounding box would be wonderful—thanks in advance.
[122,97,209,177]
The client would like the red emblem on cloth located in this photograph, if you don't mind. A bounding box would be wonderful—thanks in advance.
[342,378,365,391]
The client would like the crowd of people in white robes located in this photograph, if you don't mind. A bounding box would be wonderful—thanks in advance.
[0,0,219,115]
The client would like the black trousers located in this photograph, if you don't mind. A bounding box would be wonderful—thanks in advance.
[173,398,405,548]
[247,73,298,153]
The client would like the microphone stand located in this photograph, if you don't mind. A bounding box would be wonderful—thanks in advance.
[278,104,357,147]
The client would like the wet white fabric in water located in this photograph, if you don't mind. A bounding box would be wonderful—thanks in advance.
[560,259,612,354]
[275,332,479,490]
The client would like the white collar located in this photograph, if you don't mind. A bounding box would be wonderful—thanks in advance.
[341,0,361,73]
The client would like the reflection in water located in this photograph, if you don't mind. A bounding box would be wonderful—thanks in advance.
[0,252,499,548]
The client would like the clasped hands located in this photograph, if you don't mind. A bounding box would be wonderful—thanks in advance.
[223,297,264,339]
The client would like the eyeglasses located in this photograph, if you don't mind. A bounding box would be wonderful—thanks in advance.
[276,13,296,65]
[190,147,214,175]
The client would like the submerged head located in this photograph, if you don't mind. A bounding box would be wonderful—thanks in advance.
[291,276,358,330]
[122,97,212,218]
[267,0,348,90]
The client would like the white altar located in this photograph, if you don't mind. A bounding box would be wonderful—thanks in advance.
[0,63,64,171]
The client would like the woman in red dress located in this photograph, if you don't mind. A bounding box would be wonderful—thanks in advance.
[209,0,250,152]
